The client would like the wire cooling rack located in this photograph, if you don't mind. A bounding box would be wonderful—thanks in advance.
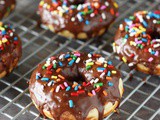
[0,0,160,120]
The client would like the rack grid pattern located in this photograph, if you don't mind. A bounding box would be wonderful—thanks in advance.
[0,0,160,120]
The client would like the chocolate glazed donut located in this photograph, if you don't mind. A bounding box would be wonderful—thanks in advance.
[29,52,124,120]
[113,10,160,75]
[0,22,22,78]
[38,0,118,39]
[0,0,16,19]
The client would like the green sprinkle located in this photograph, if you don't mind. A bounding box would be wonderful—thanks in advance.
[53,64,57,69]
[129,16,135,20]
[94,83,103,88]
[42,66,46,69]
[86,65,91,70]
[157,20,160,24]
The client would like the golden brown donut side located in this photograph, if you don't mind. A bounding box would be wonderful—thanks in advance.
[29,52,124,120]
[113,10,160,75]
[38,0,118,39]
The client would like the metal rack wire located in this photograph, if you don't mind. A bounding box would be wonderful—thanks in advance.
[0,0,160,120]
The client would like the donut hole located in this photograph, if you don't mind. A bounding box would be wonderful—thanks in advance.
[61,66,86,84]
[66,74,86,84]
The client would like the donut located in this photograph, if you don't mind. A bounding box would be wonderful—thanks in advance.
[38,0,118,39]
[113,10,160,75]
[29,51,124,120]
[0,22,22,78]
[0,0,16,19]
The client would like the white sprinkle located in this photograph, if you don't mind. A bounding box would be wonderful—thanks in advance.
[59,54,65,60]
[48,81,54,87]
[55,85,60,92]
[90,79,94,84]
[90,13,95,17]
[71,17,75,22]
[76,57,81,63]
[86,59,92,63]
[105,2,109,6]
[153,19,157,24]
[94,78,99,83]
[128,62,134,67]
[100,72,105,78]
[153,44,160,48]
[146,15,150,19]
[88,53,92,58]
[101,13,106,19]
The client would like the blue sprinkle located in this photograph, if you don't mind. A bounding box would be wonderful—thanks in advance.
[97,67,105,71]
[36,75,39,80]
[2,30,6,35]
[65,54,70,58]
[41,77,49,82]
[125,18,131,23]
[66,86,71,91]
[85,20,90,25]
[125,34,129,39]
[108,82,114,87]
[108,61,112,65]
[142,21,148,27]
[69,100,74,108]
[107,71,111,76]
[59,61,63,67]
[14,37,18,41]
[142,38,147,42]
[68,59,74,66]
[74,86,78,91]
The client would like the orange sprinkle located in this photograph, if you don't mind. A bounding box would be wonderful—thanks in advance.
[95,62,102,66]
[56,68,61,73]
[68,58,72,61]
[88,92,93,97]
[58,75,65,80]
[110,8,114,15]
[103,90,108,96]
[72,83,78,88]
[78,86,82,89]
[106,77,112,80]
[57,78,61,82]
[50,88,54,92]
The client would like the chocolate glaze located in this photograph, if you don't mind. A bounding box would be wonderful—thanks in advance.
[0,0,16,19]
[0,23,22,76]
[114,10,160,74]
[29,52,122,120]
[38,0,118,39]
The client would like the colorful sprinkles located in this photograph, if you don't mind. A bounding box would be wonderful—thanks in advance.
[35,52,120,108]
[0,22,18,52]
[113,11,160,66]
[39,0,118,25]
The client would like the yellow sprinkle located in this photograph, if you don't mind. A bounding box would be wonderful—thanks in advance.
[51,76,57,79]
[0,22,3,26]
[0,27,5,31]
[86,62,94,66]
[113,2,118,8]
[47,5,50,9]
[130,41,136,46]
[112,70,117,74]
[104,64,107,68]
[112,43,116,46]
[39,1,44,6]
[122,57,127,63]
[2,38,8,43]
